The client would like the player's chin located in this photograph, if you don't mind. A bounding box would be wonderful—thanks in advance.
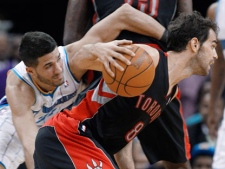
[200,68,210,76]
[196,67,209,76]
[53,78,64,86]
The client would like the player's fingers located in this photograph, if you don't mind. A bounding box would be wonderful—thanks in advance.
[103,62,115,77]
[115,39,133,45]
[120,47,135,56]
[108,50,131,66]
[102,53,127,76]
[113,40,135,56]
[108,56,125,72]
[105,44,134,65]
[117,45,135,56]
[116,56,131,66]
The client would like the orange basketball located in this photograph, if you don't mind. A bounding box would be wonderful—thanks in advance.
[102,44,155,97]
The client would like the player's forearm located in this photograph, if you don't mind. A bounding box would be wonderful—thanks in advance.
[22,132,38,169]
[24,150,35,169]
[83,4,166,43]
[177,0,193,13]
[117,4,166,41]
[70,40,134,79]
[12,115,38,169]
[210,43,225,108]
[63,0,94,45]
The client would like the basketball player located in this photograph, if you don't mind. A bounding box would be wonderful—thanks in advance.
[0,36,132,169]
[207,1,225,169]
[0,4,173,169]
[34,11,218,169]
[63,0,193,168]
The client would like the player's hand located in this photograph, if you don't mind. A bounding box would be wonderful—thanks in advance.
[93,40,135,77]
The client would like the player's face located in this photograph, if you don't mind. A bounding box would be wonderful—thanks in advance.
[35,47,64,87]
[192,156,213,169]
[195,29,218,75]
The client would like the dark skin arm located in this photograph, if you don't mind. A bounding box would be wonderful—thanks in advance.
[63,0,94,44]
[208,42,225,138]
[206,2,225,139]
[177,0,193,13]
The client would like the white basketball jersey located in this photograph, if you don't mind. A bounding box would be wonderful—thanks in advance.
[12,46,80,127]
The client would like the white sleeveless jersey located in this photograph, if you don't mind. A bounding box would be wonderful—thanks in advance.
[12,46,80,127]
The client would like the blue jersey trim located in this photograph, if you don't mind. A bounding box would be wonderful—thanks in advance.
[40,90,77,114]
[12,69,31,87]
[0,104,9,109]
[0,96,7,106]
[220,40,225,50]
[63,47,79,83]
[41,87,58,98]
[0,162,6,169]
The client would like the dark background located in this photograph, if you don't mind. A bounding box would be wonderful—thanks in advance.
[0,0,217,46]
[0,0,68,45]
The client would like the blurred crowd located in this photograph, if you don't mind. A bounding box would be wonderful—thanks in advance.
[0,15,22,98]
[0,0,224,168]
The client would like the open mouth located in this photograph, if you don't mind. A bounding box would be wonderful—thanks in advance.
[209,61,214,65]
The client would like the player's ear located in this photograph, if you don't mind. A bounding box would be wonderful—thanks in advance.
[26,67,35,75]
[190,37,200,52]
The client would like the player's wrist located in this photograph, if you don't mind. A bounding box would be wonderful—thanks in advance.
[160,29,168,43]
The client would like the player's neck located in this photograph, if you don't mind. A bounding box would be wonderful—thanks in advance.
[32,78,56,94]
[167,51,193,86]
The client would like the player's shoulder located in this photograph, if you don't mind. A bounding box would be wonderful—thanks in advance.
[6,69,35,108]
[6,70,32,92]
[135,44,160,67]
[135,44,159,54]
[64,41,83,59]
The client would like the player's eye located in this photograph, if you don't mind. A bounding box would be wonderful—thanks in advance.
[45,64,52,69]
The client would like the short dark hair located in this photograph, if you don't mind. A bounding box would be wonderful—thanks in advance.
[19,31,57,67]
[190,142,215,166]
[167,11,218,52]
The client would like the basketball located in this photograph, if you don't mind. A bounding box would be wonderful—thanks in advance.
[102,44,155,97]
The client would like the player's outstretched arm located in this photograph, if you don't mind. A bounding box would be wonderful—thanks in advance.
[63,0,94,44]
[6,71,38,169]
[208,42,225,138]
[65,3,168,80]
[66,39,135,80]
[81,3,166,44]
[207,2,225,139]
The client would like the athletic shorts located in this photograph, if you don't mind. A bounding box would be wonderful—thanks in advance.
[34,112,118,169]
[137,95,191,164]
[0,104,25,169]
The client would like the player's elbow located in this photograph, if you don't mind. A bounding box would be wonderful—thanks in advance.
[116,4,134,27]
[63,37,72,46]
[63,35,77,45]
[119,3,133,14]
